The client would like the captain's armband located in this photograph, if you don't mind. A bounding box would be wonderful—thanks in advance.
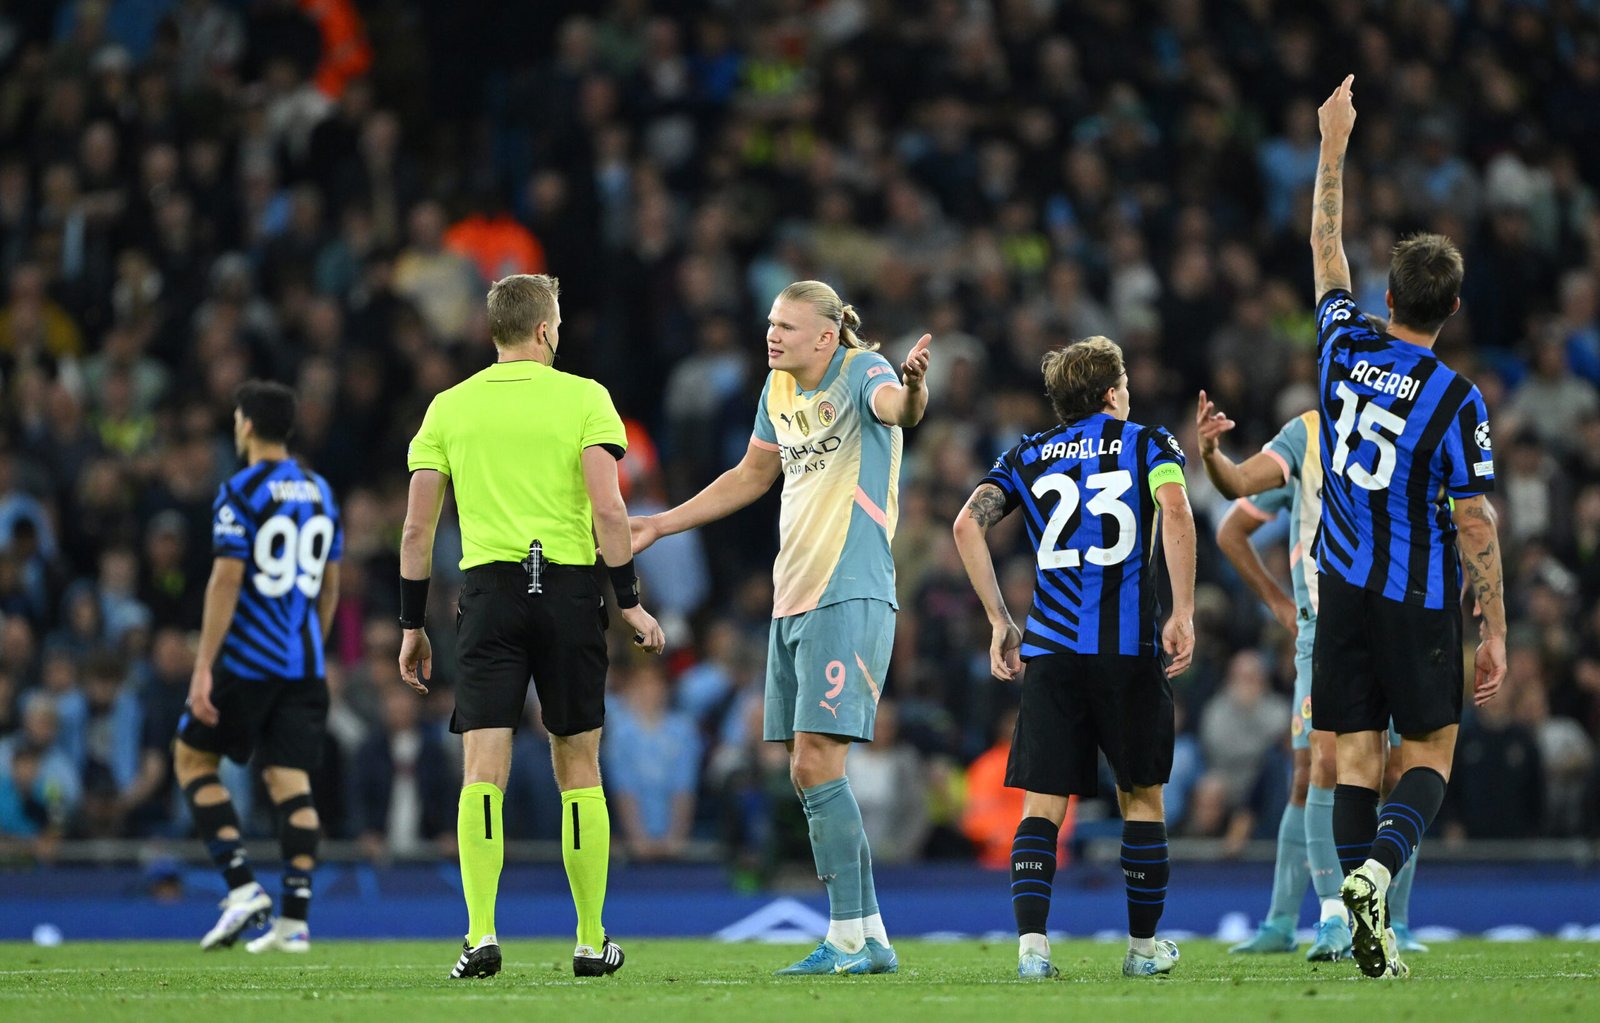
[1148,462,1186,500]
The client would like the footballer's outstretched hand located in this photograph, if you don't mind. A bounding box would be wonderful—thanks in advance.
[629,514,661,555]
[1318,73,1356,143]
[902,334,932,388]
[1195,389,1236,458]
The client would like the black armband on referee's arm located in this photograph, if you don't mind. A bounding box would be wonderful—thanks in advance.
[399,576,430,629]
[608,561,640,610]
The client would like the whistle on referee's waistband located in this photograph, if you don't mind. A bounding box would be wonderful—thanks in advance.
[521,539,544,595]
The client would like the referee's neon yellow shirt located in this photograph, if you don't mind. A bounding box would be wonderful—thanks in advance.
[408,360,628,569]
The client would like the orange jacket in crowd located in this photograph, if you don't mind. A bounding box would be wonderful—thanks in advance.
[444,214,548,284]
[300,0,372,98]
[961,740,1074,870]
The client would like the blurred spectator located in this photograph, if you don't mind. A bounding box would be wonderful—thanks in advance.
[1509,648,1595,838]
[1510,337,1599,458]
[674,620,744,729]
[1190,651,1289,849]
[0,262,82,362]
[605,663,699,861]
[76,652,141,837]
[445,192,546,283]
[846,700,929,864]
[121,627,193,837]
[350,685,455,861]
[393,199,478,343]
[0,696,81,844]
[1444,675,1545,840]
[704,691,806,879]
[137,511,200,629]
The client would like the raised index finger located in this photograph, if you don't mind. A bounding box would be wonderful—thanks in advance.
[910,333,931,355]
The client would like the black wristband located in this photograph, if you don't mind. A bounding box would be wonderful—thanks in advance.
[399,576,430,629]
[608,560,640,609]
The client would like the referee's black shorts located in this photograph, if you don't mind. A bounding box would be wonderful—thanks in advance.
[1006,650,1175,797]
[453,562,609,737]
[1312,569,1463,737]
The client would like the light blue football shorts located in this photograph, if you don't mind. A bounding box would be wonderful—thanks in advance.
[764,598,894,743]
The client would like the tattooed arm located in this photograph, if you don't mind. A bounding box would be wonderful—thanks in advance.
[953,483,1023,680]
[1453,494,1507,705]
[1311,75,1357,300]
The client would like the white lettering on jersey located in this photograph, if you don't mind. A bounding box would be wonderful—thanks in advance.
[268,480,324,503]
[1039,438,1123,461]
[1348,360,1421,402]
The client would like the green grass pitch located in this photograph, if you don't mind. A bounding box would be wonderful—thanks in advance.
[1,939,1592,1023]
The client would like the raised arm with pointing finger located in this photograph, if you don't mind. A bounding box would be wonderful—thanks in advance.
[1311,74,1356,301]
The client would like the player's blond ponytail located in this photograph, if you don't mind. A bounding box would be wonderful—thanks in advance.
[778,280,880,351]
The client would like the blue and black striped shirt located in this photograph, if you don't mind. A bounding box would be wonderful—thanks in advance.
[982,413,1187,659]
[1313,289,1495,609]
[211,460,343,680]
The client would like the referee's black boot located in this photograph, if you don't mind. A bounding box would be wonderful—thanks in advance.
[450,937,502,979]
[573,936,624,977]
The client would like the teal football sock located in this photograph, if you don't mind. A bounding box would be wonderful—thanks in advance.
[1305,785,1342,902]
[1388,846,1418,927]
[800,778,866,923]
[1268,802,1310,923]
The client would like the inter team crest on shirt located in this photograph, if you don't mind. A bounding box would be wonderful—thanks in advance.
[818,401,836,427]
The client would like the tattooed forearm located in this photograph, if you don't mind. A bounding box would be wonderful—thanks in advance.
[1309,151,1352,296]
[1465,542,1502,606]
[1456,498,1506,636]
[966,484,1009,529]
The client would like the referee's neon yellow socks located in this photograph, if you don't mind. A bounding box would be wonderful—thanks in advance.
[561,786,610,950]
[458,782,503,944]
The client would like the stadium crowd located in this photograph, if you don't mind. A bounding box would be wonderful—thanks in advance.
[1,0,1598,873]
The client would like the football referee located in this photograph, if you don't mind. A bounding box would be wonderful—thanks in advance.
[396,273,665,982]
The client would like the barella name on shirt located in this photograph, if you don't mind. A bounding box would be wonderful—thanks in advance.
[1038,438,1123,461]
[1347,359,1421,401]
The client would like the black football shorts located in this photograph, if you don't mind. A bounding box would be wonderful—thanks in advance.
[1006,650,1175,797]
[452,562,609,736]
[1312,569,1464,736]
[177,671,328,771]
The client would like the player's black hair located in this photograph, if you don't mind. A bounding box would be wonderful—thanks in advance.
[234,380,297,444]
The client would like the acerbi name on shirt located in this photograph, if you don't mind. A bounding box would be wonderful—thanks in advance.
[1347,359,1422,402]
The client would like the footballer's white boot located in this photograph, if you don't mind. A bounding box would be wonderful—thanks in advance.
[247,918,311,953]
[200,882,273,950]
